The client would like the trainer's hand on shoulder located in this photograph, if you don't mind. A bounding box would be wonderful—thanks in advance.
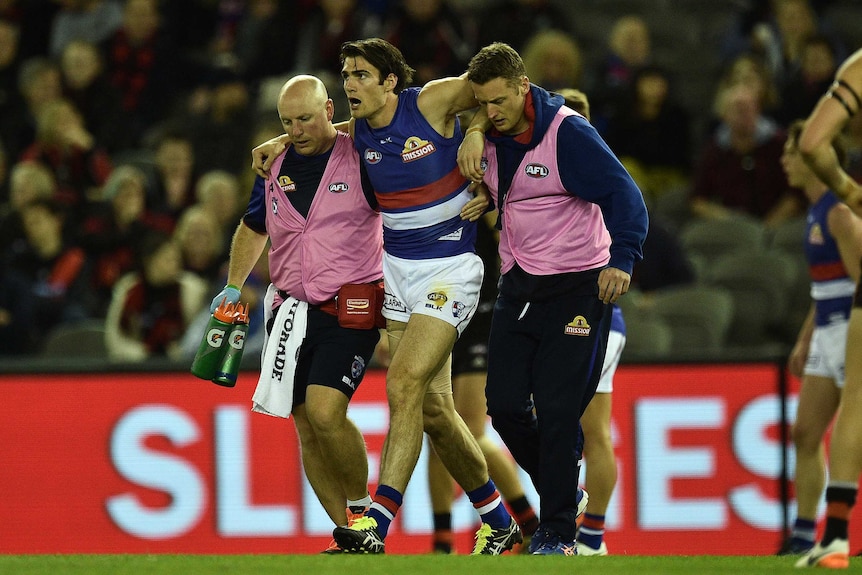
[597,267,630,304]
[210,285,241,313]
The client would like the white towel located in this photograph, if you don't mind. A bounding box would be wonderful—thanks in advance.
[251,284,308,418]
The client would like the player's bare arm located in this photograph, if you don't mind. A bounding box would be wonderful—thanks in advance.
[827,202,862,283]
[799,49,862,215]
[416,73,478,138]
[251,120,352,178]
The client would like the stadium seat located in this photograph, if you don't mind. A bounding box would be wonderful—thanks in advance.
[709,251,797,348]
[648,285,735,357]
[679,216,767,272]
[41,320,108,358]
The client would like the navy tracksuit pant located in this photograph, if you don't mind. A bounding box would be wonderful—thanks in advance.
[486,289,611,541]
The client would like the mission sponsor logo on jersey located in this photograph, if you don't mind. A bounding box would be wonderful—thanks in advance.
[365,149,382,164]
[401,136,436,162]
[525,163,550,178]
[565,315,591,336]
[328,182,349,193]
[278,175,297,192]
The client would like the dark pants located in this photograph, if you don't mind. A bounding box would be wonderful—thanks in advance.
[486,291,610,541]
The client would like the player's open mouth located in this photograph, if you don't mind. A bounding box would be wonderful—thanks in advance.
[349,98,361,107]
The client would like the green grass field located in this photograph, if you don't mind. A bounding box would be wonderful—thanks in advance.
[0,554,852,575]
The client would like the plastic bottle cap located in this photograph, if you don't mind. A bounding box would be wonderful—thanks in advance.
[213,299,236,322]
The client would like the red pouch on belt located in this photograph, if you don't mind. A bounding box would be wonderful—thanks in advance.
[337,281,385,329]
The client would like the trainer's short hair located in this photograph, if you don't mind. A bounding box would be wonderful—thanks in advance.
[340,38,415,93]
[467,42,526,86]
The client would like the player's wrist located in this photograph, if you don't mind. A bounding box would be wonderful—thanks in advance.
[465,126,486,137]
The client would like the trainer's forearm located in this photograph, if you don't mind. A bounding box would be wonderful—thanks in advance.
[226,221,269,288]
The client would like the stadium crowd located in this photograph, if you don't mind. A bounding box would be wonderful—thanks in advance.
[0,0,860,360]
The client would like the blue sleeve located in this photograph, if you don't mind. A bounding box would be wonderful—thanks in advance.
[557,116,648,274]
[242,175,267,233]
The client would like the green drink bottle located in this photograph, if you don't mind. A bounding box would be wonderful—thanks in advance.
[190,299,236,380]
[212,303,249,388]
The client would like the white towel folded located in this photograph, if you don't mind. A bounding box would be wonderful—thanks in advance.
[252,284,308,418]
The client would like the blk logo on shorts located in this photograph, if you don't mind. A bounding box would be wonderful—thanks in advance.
[564,315,591,336]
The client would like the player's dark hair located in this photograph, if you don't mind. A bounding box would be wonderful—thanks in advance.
[340,38,415,93]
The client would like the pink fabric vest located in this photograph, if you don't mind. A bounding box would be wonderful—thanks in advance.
[265,132,383,304]
[483,109,611,275]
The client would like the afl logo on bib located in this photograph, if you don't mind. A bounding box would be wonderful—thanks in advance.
[328,182,349,193]
[525,163,550,178]
[365,149,382,164]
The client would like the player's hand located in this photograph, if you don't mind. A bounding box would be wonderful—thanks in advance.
[597,267,630,304]
[461,182,489,222]
[210,285,241,313]
[457,129,486,182]
[251,135,289,178]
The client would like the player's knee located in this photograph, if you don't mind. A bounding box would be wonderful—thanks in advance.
[305,402,347,434]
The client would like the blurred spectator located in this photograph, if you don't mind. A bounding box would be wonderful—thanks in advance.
[1,199,97,353]
[758,0,844,89]
[475,0,572,53]
[48,0,123,59]
[721,0,844,90]
[104,230,208,362]
[1,56,61,161]
[172,204,227,285]
[19,97,113,217]
[216,0,299,86]
[0,0,58,61]
[293,0,381,87]
[0,159,55,248]
[595,17,651,97]
[77,164,173,313]
[59,39,126,152]
[0,19,22,128]
[194,169,241,244]
[604,65,692,204]
[776,34,838,125]
[712,53,781,125]
[690,84,801,226]
[148,127,197,225]
[100,0,186,148]
[184,68,255,176]
[383,0,471,86]
[521,29,582,92]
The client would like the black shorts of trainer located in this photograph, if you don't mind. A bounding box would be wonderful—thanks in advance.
[268,305,380,406]
[451,300,494,378]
